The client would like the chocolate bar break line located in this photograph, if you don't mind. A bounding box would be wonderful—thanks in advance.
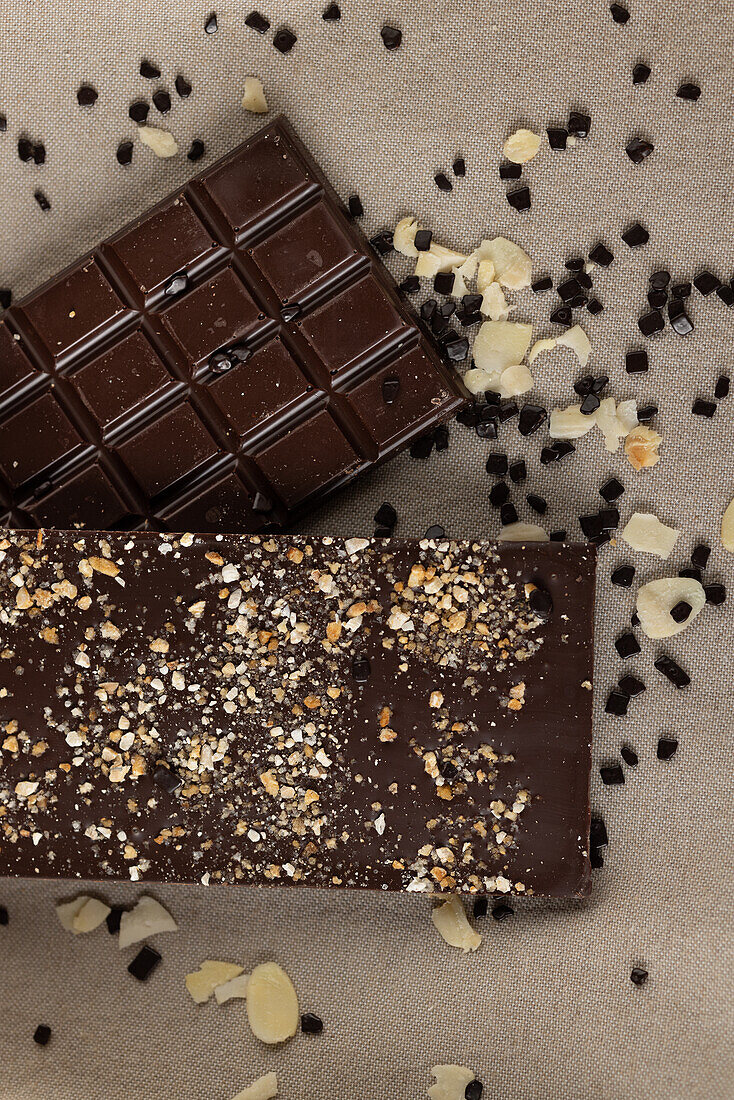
[0,531,595,897]
[0,116,466,533]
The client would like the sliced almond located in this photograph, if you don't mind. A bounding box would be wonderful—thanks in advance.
[241,77,268,113]
[477,237,532,289]
[722,498,734,552]
[496,522,549,543]
[480,282,511,321]
[621,512,680,560]
[186,960,244,1004]
[528,337,558,365]
[415,241,467,278]
[450,265,469,299]
[118,895,177,949]
[56,895,92,932]
[498,363,533,398]
[462,367,498,396]
[625,425,662,470]
[428,1065,476,1100]
[246,962,299,1044]
[431,896,482,952]
[596,397,638,452]
[231,1073,278,1100]
[72,897,111,933]
[393,215,420,257]
[556,324,591,369]
[138,125,178,158]
[636,577,706,639]
[475,259,495,293]
[549,404,596,439]
[472,320,532,376]
[502,128,541,164]
[455,251,480,284]
[215,971,251,1005]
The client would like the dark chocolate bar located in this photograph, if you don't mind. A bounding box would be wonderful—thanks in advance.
[0,530,594,897]
[0,117,465,533]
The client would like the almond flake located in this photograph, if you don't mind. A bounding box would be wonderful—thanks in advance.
[722,498,734,553]
[431,896,482,952]
[496,522,549,543]
[621,512,680,560]
[118,895,178,949]
[472,320,532,377]
[231,1072,278,1100]
[71,897,111,933]
[625,425,662,470]
[636,578,706,638]
[477,237,532,289]
[214,971,250,1005]
[241,76,268,113]
[88,556,119,577]
[138,125,178,158]
[428,1065,476,1100]
[186,960,244,1004]
[393,215,420,257]
[502,128,541,164]
[246,962,299,1044]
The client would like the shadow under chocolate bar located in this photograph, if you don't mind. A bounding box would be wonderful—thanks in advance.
[0,116,466,532]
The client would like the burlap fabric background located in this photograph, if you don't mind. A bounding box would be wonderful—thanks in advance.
[0,2,732,1098]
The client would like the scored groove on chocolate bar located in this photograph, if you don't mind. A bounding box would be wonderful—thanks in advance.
[0,117,466,532]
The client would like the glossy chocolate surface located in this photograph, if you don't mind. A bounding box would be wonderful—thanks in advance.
[0,531,594,897]
[0,117,465,532]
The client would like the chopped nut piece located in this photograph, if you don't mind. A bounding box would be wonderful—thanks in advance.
[722,498,734,553]
[498,363,534,398]
[549,404,596,440]
[186,960,244,1004]
[138,125,178,158]
[428,1065,476,1100]
[231,1072,278,1100]
[497,522,549,543]
[503,128,541,163]
[429,691,444,708]
[472,320,532,378]
[625,425,662,470]
[118,895,178,949]
[477,237,532,289]
[214,971,250,1005]
[88,556,119,577]
[621,513,680,560]
[246,962,299,1044]
[636,578,706,638]
[71,897,111,933]
[56,895,95,932]
[241,76,268,113]
[596,398,638,452]
[431,896,482,952]
[14,780,38,798]
[480,281,511,321]
[393,215,420,257]
[556,324,591,368]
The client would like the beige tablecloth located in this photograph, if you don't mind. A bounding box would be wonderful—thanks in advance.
[0,2,732,1098]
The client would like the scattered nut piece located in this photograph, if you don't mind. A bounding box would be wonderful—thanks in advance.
[498,363,533,398]
[477,236,532,289]
[528,337,558,364]
[636,578,706,638]
[556,324,591,369]
[215,972,251,1005]
[625,425,662,470]
[241,77,268,113]
[431,896,482,952]
[428,1065,476,1100]
[595,397,638,452]
[231,1073,278,1100]
[496,522,549,543]
[480,281,511,321]
[88,556,119,577]
[621,512,680,560]
[722,498,734,553]
[186,960,244,1004]
[472,320,532,377]
[118,895,178,949]
[415,241,468,279]
[14,779,39,798]
[138,125,179,158]
[503,128,541,164]
[549,404,596,439]
[393,215,420,257]
[246,962,299,1044]
[71,897,111,933]
[56,895,93,932]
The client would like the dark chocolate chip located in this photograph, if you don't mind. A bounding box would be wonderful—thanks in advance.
[140,60,161,79]
[549,529,566,542]
[434,172,452,192]
[106,906,123,934]
[204,12,218,33]
[465,1081,484,1100]
[485,452,508,476]
[621,744,639,766]
[374,526,392,538]
[116,140,134,166]
[676,82,701,101]
[351,656,371,682]
[678,566,701,582]
[668,300,694,335]
[590,847,604,868]
[690,543,711,568]
[499,161,522,180]
[670,600,692,623]
[489,481,510,507]
[175,74,192,98]
[600,478,625,504]
[128,945,161,981]
[654,655,690,688]
[518,404,547,435]
[506,185,531,211]
[558,277,582,302]
[599,508,620,529]
[540,447,558,466]
[615,632,641,659]
[611,565,635,588]
[565,257,585,272]
[0,288,11,310]
[475,419,497,441]
[625,349,648,374]
[550,305,573,327]
[420,299,437,320]
[574,375,594,397]
[424,524,446,540]
[444,336,469,363]
[637,403,657,421]
[606,689,629,716]
[462,293,482,313]
[532,276,553,293]
[433,271,455,295]
[153,90,171,114]
[500,502,518,526]
[187,139,206,162]
[622,222,649,248]
[552,440,576,459]
[34,190,51,212]
[438,300,456,318]
[547,128,567,149]
[619,674,645,697]
[600,764,625,785]
[527,494,547,515]
[579,513,603,539]
[33,142,46,165]
[714,375,730,400]
[322,2,341,18]
[17,137,33,162]
[694,270,720,295]
[630,967,649,985]
[164,273,188,297]
[610,3,630,22]
[704,583,726,605]
[590,818,608,848]
[580,393,600,415]
[509,460,526,482]
[473,897,488,918]
[433,425,450,450]
[369,231,394,256]
[638,309,665,336]
[633,62,651,84]
[716,284,734,307]
[414,228,432,251]
[692,398,716,418]
[0,114,6,132]
[589,242,614,266]
[657,737,678,760]
[76,84,98,107]
[626,137,654,163]
[129,100,149,123]
[245,10,270,33]
[452,157,466,176]
[671,282,691,299]
[399,275,420,295]
[648,288,668,309]
[153,765,183,793]
[274,27,297,52]
[33,1025,51,1046]
[301,1012,324,1033]
[649,269,671,289]
[410,433,435,459]
[568,111,591,137]
[380,24,402,49]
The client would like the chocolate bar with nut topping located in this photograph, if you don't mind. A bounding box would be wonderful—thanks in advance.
[0,531,595,896]
[0,116,465,532]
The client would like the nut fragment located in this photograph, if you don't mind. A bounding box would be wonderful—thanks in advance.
[431,896,482,952]
[231,1073,278,1100]
[246,962,299,1044]
[625,425,662,470]
[56,894,99,932]
[71,897,111,933]
[241,76,268,113]
[14,780,38,798]
[549,404,596,440]
[480,281,511,321]
[596,398,638,452]
[393,215,420,257]
[503,128,541,164]
[496,522,549,543]
[722,498,734,553]
[186,960,244,1004]
[214,972,251,1005]
[477,237,532,289]
[621,512,680,560]
[118,895,178,949]
[472,320,532,377]
[498,363,533,398]
[636,577,706,638]
[428,1065,476,1100]
[138,125,178,158]
[556,324,591,369]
